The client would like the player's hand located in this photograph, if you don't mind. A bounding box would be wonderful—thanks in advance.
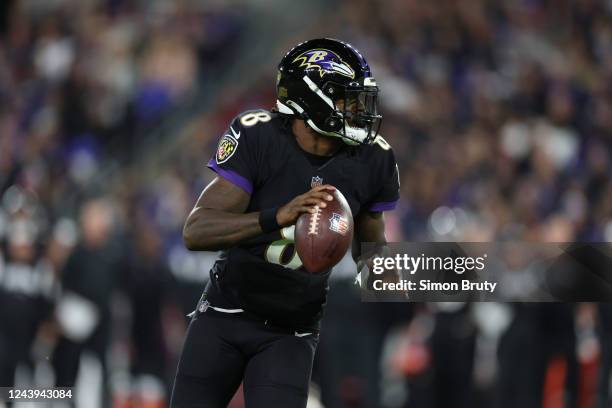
[276,184,336,227]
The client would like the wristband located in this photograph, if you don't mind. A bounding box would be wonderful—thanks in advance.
[259,207,281,233]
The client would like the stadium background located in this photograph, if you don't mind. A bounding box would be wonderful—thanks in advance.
[0,0,611,407]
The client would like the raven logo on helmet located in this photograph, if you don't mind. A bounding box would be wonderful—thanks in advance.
[292,49,355,79]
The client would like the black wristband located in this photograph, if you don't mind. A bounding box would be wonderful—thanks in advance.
[259,207,281,233]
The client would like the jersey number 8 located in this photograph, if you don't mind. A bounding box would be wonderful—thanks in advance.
[240,111,272,127]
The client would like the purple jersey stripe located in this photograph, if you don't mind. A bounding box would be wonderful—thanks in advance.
[369,200,398,212]
[207,160,253,194]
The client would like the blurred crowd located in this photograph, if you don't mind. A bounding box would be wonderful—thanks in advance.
[1,0,612,407]
[329,0,612,243]
[0,0,246,406]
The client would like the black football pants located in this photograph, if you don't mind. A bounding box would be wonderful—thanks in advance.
[170,308,318,408]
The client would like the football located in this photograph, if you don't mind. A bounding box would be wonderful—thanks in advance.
[295,189,354,273]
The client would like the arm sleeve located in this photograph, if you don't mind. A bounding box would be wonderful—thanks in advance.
[206,116,257,194]
[367,150,400,212]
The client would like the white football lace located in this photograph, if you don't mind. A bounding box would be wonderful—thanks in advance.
[308,206,321,235]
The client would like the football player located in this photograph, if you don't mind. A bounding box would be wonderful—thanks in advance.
[170,38,400,408]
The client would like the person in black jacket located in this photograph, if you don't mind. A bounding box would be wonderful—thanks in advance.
[51,198,119,404]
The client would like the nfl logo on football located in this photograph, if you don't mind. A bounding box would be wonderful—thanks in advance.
[311,176,323,188]
[329,213,349,235]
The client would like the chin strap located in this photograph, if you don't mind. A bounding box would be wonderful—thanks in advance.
[276,99,295,114]
[276,99,370,145]
[343,126,369,145]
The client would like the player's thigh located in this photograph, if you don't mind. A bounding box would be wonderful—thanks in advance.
[243,334,318,408]
[170,313,245,408]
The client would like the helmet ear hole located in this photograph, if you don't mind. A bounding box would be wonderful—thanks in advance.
[325,116,342,131]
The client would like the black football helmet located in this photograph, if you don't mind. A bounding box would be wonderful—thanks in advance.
[276,38,382,145]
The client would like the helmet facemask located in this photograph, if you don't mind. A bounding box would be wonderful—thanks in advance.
[334,84,382,145]
[279,76,382,146]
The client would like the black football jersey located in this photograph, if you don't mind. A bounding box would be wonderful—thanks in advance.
[204,110,399,328]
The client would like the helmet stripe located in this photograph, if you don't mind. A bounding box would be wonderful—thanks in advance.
[302,76,335,109]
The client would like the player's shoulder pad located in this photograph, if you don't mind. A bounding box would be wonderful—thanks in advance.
[227,109,285,142]
[228,109,278,134]
[215,109,281,164]
[357,134,396,162]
